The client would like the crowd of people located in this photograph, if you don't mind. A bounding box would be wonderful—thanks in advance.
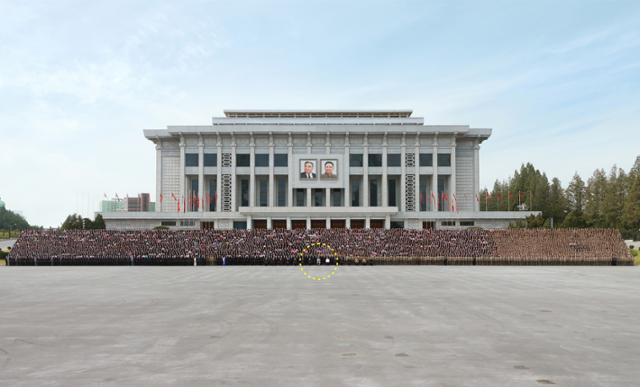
[7,228,632,266]
[489,228,632,265]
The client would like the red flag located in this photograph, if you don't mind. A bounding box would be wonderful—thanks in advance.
[452,193,458,212]
[159,194,164,204]
[177,199,181,212]
[171,193,177,201]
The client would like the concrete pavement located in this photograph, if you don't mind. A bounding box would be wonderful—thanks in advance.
[0,266,639,386]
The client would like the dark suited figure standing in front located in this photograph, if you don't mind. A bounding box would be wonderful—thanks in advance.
[300,161,316,179]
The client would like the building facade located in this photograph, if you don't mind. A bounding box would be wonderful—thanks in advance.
[102,110,535,230]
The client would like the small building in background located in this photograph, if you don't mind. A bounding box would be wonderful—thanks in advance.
[101,194,154,213]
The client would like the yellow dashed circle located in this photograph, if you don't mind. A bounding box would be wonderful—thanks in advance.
[298,242,340,281]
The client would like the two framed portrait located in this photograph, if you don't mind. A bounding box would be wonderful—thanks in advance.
[299,159,338,180]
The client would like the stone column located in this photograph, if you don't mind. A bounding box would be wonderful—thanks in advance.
[231,134,237,212]
[344,133,350,208]
[249,133,255,208]
[286,217,292,230]
[414,133,420,212]
[216,133,222,212]
[155,141,162,212]
[432,133,439,212]
[363,134,369,207]
[268,132,274,207]
[400,132,406,212]
[179,135,185,213]
[474,141,480,212]
[382,132,388,207]
[450,134,457,212]
[198,135,204,212]
[287,132,293,208]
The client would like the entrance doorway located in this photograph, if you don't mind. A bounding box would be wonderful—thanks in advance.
[423,221,435,229]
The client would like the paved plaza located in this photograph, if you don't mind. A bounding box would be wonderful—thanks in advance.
[0,266,639,386]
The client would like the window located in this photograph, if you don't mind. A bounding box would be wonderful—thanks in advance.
[387,153,401,167]
[179,220,195,227]
[460,221,475,226]
[368,154,382,167]
[441,220,456,226]
[295,189,306,207]
[240,179,249,206]
[161,221,176,226]
[369,179,378,206]
[276,177,287,206]
[236,154,250,167]
[255,154,269,167]
[390,221,404,229]
[437,154,451,167]
[257,178,268,207]
[351,179,361,206]
[331,189,343,206]
[233,221,247,230]
[208,179,216,211]
[204,153,217,167]
[388,179,396,206]
[185,153,199,167]
[350,153,363,167]
[419,153,433,167]
[274,154,288,167]
[313,189,325,207]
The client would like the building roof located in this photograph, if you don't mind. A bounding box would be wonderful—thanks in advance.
[223,109,413,118]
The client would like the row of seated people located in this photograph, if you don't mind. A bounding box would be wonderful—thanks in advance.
[7,228,632,265]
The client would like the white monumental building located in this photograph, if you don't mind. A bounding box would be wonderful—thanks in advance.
[102,110,535,230]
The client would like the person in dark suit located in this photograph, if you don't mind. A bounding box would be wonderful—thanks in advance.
[300,161,316,179]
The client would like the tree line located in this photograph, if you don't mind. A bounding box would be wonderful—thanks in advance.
[0,206,30,230]
[61,214,106,230]
[480,156,640,239]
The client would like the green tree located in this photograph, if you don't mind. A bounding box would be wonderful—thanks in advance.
[602,166,626,229]
[0,206,30,230]
[562,173,587,227]
[622,157,640,239]
[584,168,607,227]
[548,177,567,226]
[92,214,106,229]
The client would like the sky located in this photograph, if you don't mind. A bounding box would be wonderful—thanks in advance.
[0,0,639,227]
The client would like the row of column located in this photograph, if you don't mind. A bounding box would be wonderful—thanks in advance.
[173,133,469,213]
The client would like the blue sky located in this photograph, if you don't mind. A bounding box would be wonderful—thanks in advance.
[1,0,639,227]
